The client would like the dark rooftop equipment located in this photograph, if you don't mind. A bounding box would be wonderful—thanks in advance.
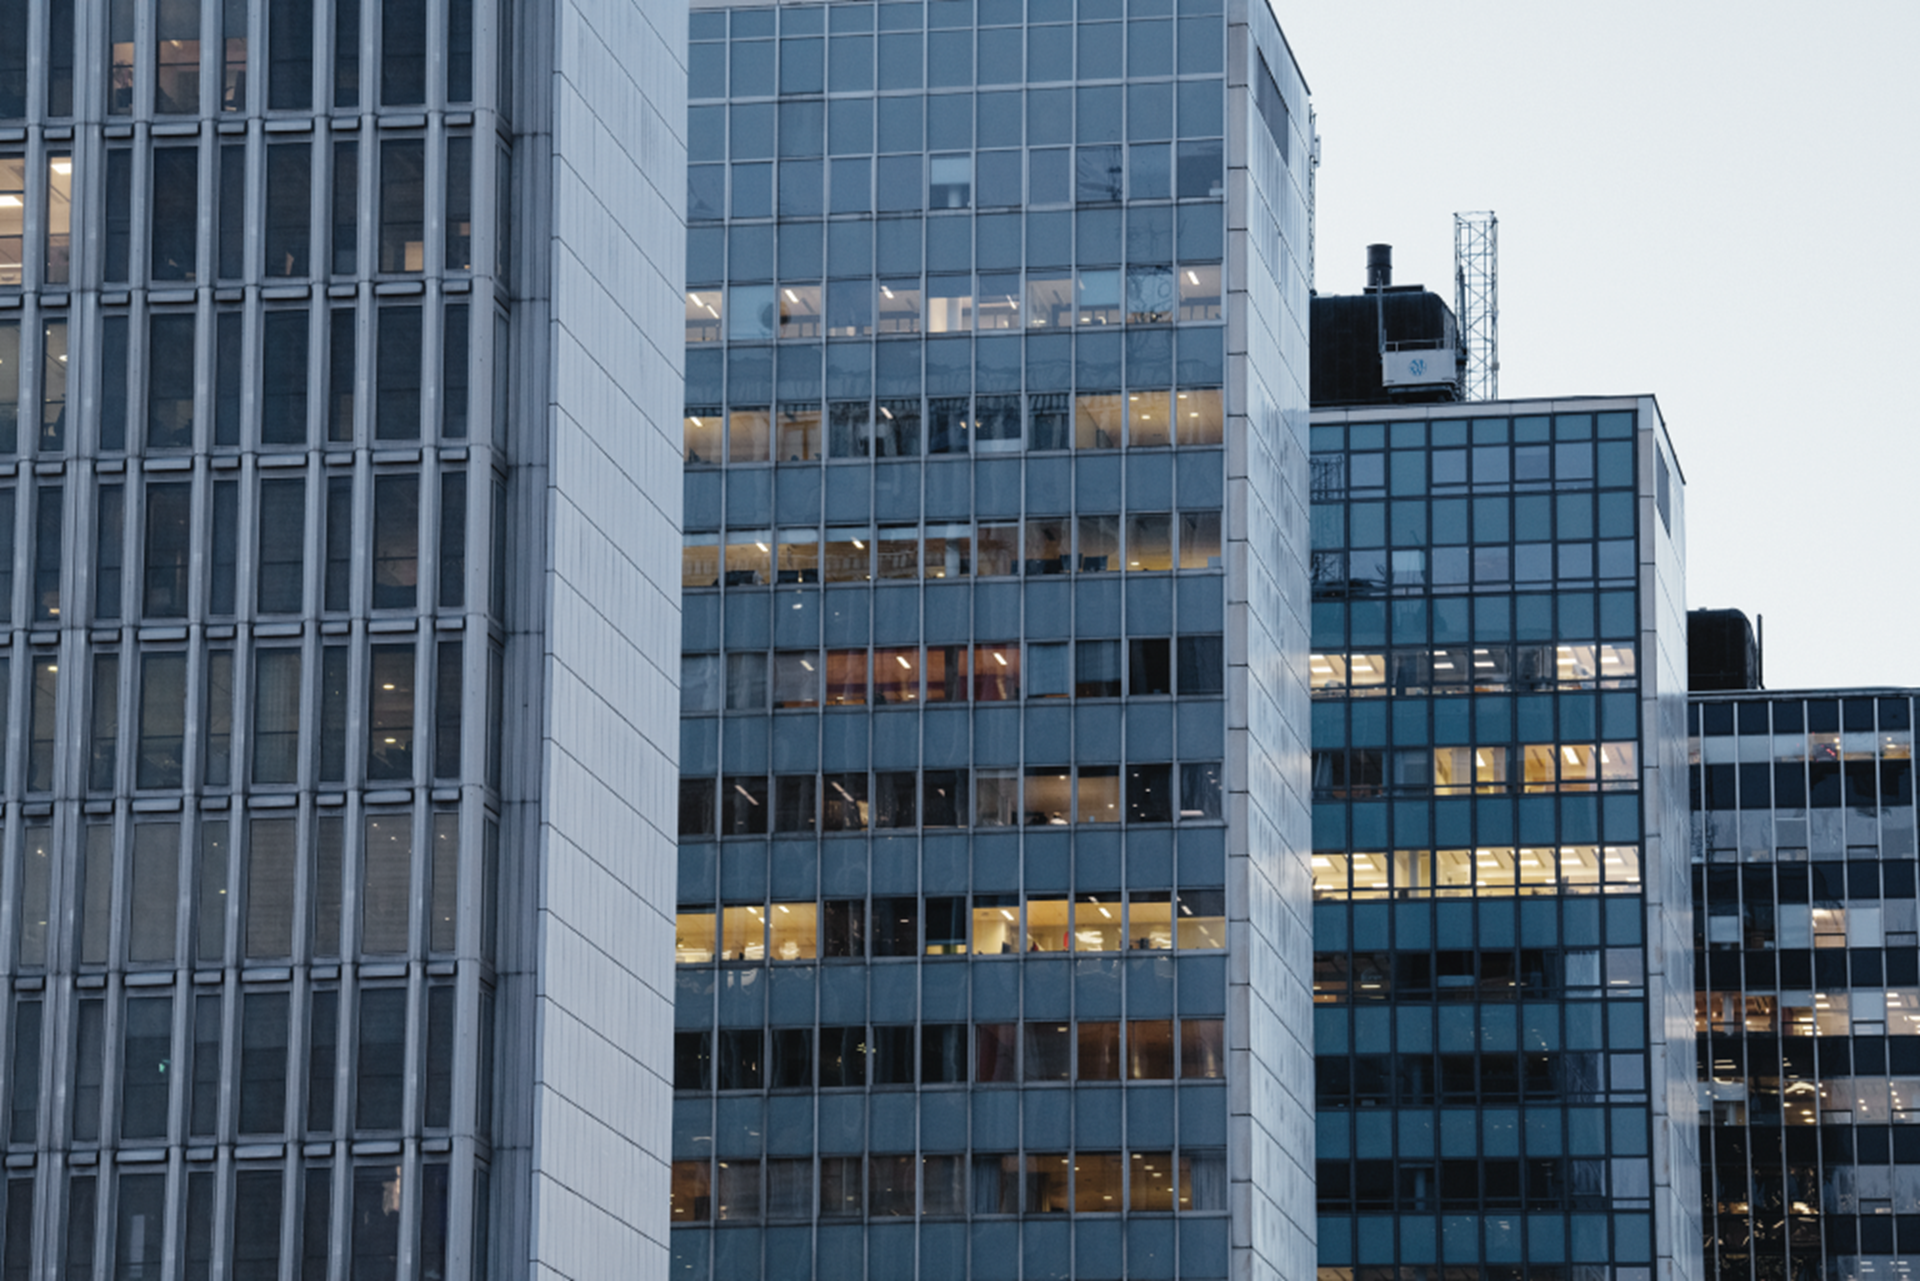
[1310,245,1466,408]
[1689,609,1763,692]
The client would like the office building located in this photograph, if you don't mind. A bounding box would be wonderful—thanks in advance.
[670,0,1316,1276]
[0,0,685,1277]
[1306,390,1702,1281]
[1693,686,1920,1281]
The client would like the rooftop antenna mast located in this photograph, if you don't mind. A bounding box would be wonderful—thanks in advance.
[1454,211,1499,400]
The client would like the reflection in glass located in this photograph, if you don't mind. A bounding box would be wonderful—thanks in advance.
[1178,263,1222,320]
[1026,275,1072,328]
[778,285,821,338]
[685,290,722,343]
[876,281,921,333]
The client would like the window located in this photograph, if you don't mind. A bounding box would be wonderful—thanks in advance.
[267,0,313,108]
[40,321,67,451]
[252,648,302,784]
[331,140,359,274]
[151,147,199,281]
[155,0,203,111]
[26,659,55,790]
[356,991,407,1130]
[381,0,427,105]
[0,323,17,448]
[329,309,356,440]
[137,652,187,788]
[239,991,289,1134]
[195,820,228,963]
[204,650,234,786]
[372,473,419,608]
[214,308,243,440]
[434,641,462,780]
[103,147,132,279]
[379,141,427,271]
[141,480,191,616]
[6,1000,38,1142]
[260,310,310,444]
[368,644,416,781]
[376,305,422,438]
[144,314,196,448]
[363,815,410,953]
[91,483,125,621]
[307,991,338,1129]
[243,816,296,958]
[0,5,25,117]
[324,475,353,611]
[442,303,469,436]
[332,0,359,107]
[44,154,71,283]
[265,141,312,276]
[121,996,174,1138]
[257,477,306,613]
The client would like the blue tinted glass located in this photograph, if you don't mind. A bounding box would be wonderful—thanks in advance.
[779,102,824,157]
[1128,82,1172,141]
[1176,79,1221,137]
[877,31,923,88]
[927,93,971,148]
[829,34,874,90]
[779,37,823,92]
[1076,86,1122,142]
[977,91,1021,147]
[1027,88,1072,144]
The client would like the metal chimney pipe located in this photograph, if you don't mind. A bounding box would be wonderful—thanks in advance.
[1366,244,1392,289]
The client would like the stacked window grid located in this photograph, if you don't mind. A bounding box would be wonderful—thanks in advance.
[1308,408,1665,1280]
[0,0,507,1278]
[674,0,1241,1275]
[1693,693,1920,1280]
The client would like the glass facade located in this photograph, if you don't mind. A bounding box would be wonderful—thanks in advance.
[0,0,690,1276]
[1694,691,1920,1281]
[674,0,1314,1277]
[1308,401,1700,1281]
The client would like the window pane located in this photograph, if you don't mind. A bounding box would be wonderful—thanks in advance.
[40,320,67,451]
[80,825,113,964]
[121,996,173,1138]
[245,816,296,957]
[155,0,202,112]
[429,811,458,952]
[88,653,119,791]
[137,653,187,788]
[123,821,180,960]
[372,473,419,608]
[378,141,426,271]
[256,478,306,613]
[7,1000,39,1143]
[331,139,358,275]
[239,991,289,1134]
[355,990,407,1129]
[203,649,234,785]
[233,1171,285,1281]
[141,481,190,616]
[375,306,422,439]
[261,310,310,445]
[368,644,416,781]
[196,819,229,964]
[267,0,312,108]
[438,470,466,607]
[115,1174,167,1276]
[362,814,411,954]
[380,0,426,105]
[251,649,302,783]
[265,142,312,277]
[151,147,199,280]
[307,990,338,1131]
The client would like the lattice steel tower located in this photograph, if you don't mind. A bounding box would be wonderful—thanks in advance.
[1454,211,1499,400]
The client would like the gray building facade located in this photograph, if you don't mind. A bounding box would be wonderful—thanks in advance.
[669,0,1315,1276]
[0,0,686,1277]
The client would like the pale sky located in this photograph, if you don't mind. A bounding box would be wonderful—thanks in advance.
[1272,2,1920,692]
